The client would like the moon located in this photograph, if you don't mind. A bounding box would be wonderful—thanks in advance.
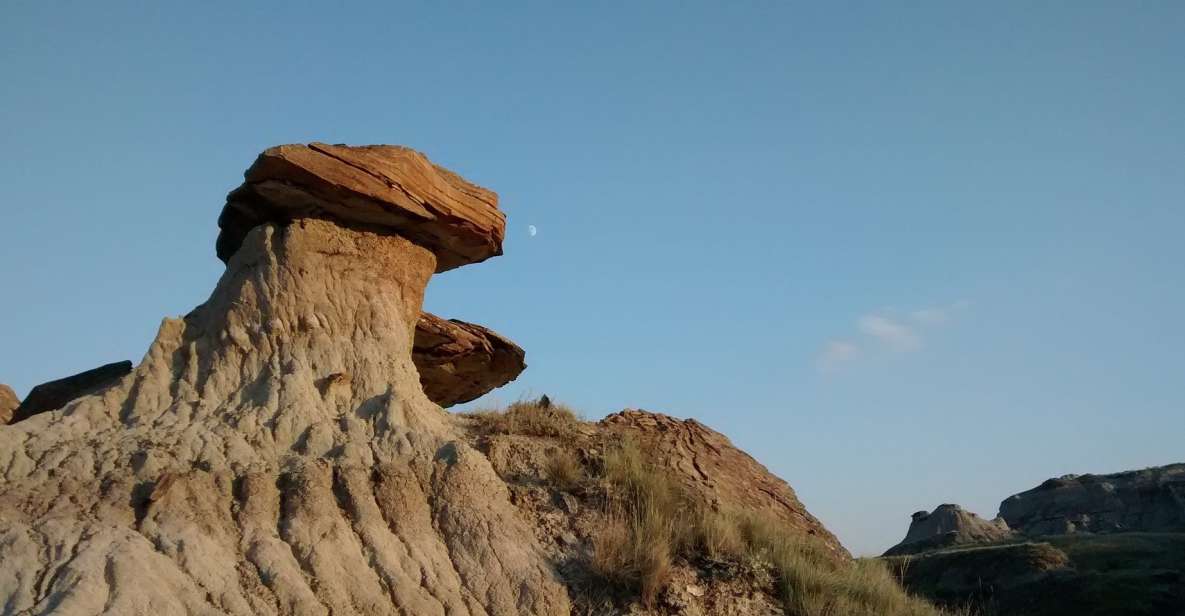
[528,225,537,237]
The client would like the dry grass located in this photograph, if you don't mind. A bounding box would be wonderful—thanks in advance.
[545,448,584,491]
[588,439,689,605]
[466,398,582,440]
[470,402,958,614]
[587,438,962,615]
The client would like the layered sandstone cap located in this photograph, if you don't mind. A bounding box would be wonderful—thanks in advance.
[413,313,527,407]
[217,143,505,272]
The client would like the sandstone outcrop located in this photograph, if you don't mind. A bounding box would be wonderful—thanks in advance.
[0,145,568,615]
[216,143,504,272]
[601,409,850,559]
[412,313,526,407]
[883,504,1014,556]
[0,384,18,425]
[999,463,1185,535]
[8,360,132,424]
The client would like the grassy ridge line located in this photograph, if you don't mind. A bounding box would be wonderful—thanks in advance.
[469,399,965,615]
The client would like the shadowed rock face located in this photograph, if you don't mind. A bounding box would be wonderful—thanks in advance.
[600,409,850,560]
[999,464,1185,536]
[8,361,132,424]
[883,504,1014,556]
[0,146,569,615]
[413,313,526,408]
[0,384,17,425]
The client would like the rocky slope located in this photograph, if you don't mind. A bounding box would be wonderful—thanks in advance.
[600,411,847,559]
[999,464,1185,536]
[884,464,1185,615]
[0,144,567,615]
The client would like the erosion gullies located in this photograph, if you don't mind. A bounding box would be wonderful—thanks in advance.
[2,316,522,426]
[0,145,568,615]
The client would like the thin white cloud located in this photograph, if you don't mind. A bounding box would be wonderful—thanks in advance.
[910,307,948,325]
[816,300,968,372]
[858,314,921,351]
[816,340,861,373]
[910,300,971,325]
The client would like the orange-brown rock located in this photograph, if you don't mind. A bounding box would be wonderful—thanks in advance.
[0,384,17,425]
[601,409,850,559]
[217,143,505,272]
[413,312,526,407]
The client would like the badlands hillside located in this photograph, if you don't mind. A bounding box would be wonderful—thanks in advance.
[884,464,1185,615]
[0,144,951,615]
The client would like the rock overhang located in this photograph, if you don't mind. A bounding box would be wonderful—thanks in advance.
[216,143,505,272]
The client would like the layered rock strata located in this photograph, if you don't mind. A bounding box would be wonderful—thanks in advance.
[0,145,568,615]
[413,313,526,408]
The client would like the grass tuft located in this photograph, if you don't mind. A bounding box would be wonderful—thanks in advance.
[545,448,584,491]
[466,398,582,440]
[587,438,961,615]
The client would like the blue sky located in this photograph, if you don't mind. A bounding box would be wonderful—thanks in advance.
[2,2,1182,556]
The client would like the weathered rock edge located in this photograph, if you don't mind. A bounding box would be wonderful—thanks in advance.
[217,143,505,272]
[413,313,526,408]
[9,361,132,425]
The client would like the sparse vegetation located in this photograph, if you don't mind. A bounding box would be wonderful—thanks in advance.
[588,438,956,615]
[545,447,584,490]
[467,400,959,615]
[466,398,583,440]
[886,533,1185,615]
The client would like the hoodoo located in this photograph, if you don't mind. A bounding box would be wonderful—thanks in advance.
[0,144,566,615]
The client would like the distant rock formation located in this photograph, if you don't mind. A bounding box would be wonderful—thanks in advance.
[0,144,568,615]
[8,360,132,424]
[999,463,1185,535]
[412,312,526,407]
[883,504,1014,556]
[601,410,850,559]
[0,384,17,425]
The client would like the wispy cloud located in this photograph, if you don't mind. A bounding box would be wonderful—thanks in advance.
[816,300,969,372]
[910,307,948,325]
[858,314,920,351]
[909,299,971,325]
[817,340,860,372]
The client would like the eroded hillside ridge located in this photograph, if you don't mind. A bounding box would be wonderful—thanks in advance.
[999,463,1185,536]
[883,504,1013,556]
[0,145,568,615]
